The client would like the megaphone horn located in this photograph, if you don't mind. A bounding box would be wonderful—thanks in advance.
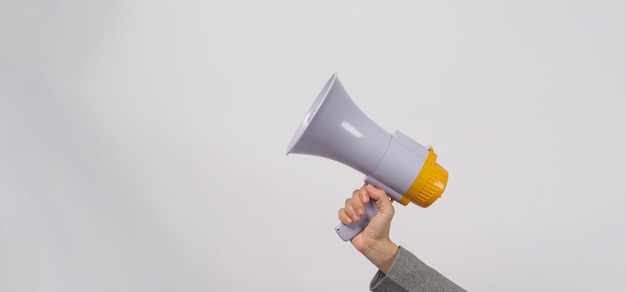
[286,73,448,241]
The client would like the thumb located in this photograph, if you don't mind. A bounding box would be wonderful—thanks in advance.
[366,184,393,213]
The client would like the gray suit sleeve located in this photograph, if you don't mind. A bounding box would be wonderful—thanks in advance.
[369,246,466,292]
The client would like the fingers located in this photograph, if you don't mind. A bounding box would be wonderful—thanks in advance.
[338,187,369,224]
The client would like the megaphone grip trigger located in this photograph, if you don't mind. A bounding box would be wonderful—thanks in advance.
[335,199,379,241]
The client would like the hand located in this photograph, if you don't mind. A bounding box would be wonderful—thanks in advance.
[338,184,399,274]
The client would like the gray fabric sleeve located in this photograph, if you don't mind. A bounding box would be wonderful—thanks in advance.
[369,246,466,292]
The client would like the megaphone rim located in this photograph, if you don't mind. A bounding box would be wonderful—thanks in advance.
[286,73,338,154]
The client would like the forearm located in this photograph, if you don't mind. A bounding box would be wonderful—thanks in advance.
[358,239,399,275]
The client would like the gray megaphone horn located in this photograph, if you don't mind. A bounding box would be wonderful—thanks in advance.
[286,73,448,241]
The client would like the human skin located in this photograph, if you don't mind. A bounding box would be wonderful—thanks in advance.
[338,184,400,274]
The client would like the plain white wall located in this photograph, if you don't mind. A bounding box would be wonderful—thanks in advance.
[1,1,625,291]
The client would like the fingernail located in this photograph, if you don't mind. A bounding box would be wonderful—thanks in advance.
[357,208,364,215]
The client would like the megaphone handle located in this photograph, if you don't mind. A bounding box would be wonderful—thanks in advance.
[335,199,379,241]
[335,176,401,241]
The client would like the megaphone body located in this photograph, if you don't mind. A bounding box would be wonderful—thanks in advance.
[287,74,448,241]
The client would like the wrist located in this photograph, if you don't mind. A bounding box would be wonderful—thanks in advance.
[361,240,399,274]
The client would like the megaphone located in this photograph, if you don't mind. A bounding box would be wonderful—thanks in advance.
[286,73,448,241]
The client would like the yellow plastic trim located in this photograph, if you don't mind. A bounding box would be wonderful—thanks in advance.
[399,148,449,207]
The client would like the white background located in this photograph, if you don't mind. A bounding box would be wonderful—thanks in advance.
[1,1,625,291]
